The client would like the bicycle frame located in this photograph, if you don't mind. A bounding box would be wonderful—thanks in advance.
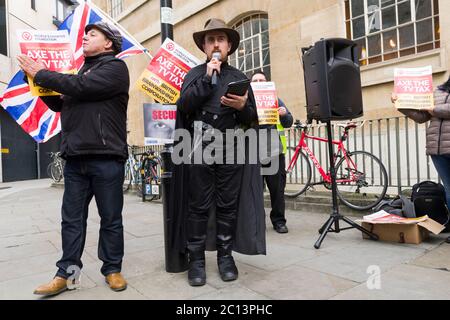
[287,127,359,185]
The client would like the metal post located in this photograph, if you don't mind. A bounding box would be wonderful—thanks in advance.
[160,0,188,273]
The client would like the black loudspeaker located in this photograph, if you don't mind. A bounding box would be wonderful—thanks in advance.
[302,38,363,121]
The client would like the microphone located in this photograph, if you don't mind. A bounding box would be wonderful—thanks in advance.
[211,52,221,85]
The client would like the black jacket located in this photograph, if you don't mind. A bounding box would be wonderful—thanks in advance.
[177,63,257,131]
[34,52,130,160]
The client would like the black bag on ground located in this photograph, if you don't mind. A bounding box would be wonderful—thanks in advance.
[412,181,450,229]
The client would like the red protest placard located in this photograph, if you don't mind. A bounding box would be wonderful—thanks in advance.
[17,29,76,96]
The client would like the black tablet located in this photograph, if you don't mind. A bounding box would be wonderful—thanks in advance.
[225,79,250,96]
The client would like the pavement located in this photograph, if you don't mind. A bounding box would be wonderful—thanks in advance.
[0,179,450,300]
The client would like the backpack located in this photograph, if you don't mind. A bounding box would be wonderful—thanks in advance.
[412,181,450,229]
[372,195,415,218]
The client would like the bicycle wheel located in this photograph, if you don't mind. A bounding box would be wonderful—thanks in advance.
[284,148,312,198]
[335,151,388,211]
[50,163,63,183]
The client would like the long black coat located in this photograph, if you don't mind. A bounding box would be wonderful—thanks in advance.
[168,63,266,255]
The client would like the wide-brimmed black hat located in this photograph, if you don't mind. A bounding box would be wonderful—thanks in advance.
[85,21,122,54]
[193,18,240,55]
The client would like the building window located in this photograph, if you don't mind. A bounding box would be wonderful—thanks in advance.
[345,0,440,66]
[31,0,36,11]
[229,14,271,79]
[109,0,123,19]
[0,0,6,56]
[53,0,76,27]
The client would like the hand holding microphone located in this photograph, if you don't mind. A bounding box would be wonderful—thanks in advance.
[208,51,222,85]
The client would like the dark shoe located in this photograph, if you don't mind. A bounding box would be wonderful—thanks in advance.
[105,272,127,292]
[188,260,206,286]
[274,224,288,234]
[33,276,69,296]
[218,256,238,282]
[446,236,450,244]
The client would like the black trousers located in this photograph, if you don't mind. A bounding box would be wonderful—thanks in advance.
[263,153,287,226]
[56,158,125,278]
[187,163,244,255]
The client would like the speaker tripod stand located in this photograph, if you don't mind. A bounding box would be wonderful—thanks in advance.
[314,120,379,249]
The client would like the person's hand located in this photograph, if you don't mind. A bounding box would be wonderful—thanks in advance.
[420,105,435,116]
[278,107,287,116]
[391,93,398,104]
[17,54,46,78]
[221,91,248,111]
[206,54,222,78]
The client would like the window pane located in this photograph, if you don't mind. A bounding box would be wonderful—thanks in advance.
[368,34,381,56]
[261,31,269,49]
[253,36,260,50]
[238,42,244,57]
[415,0,432,20]
[254,50,260,68]
[368,10,381,33]
[381,0,395,7]
[382,6,396,29]
[0,0,6,56]
[399,24,415,48]
[351,0,364,17]
[398,1,411,24]
[236,25,243,39]
[252,19,260,34]
[416,18,433,44]
[262,48,270,66]
[261,18,268,32]
[353,16,366,38]
[383,29,398,52]
[367,0,379,12]
[244,39,251,55]
[355,38,367,60]
[243,19,251,38]
[245,54,253,70]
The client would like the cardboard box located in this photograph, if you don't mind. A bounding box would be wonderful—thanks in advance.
[361,218,445,244]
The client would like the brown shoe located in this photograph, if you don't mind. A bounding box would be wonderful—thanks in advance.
[105,273,127,292]
[33,276,69,296]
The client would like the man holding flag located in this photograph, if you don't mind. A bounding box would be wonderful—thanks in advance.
[18,20,129,296]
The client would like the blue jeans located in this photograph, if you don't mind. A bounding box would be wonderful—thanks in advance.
[431,154,450,208]
[56,157,125,278]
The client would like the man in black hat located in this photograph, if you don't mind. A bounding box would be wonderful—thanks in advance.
[18,21,129,296]
[175,18,259,287]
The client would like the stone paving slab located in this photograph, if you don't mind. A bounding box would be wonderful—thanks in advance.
[331,264,450,300]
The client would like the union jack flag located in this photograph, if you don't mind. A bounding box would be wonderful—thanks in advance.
[0,1,149,143]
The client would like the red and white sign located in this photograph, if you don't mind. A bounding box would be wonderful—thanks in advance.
[394,66,434,110]
[17,29,76,96]
[137,39,201,104]
[251,81,279,125]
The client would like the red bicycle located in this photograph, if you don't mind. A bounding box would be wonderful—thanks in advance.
[285,120,388,211]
